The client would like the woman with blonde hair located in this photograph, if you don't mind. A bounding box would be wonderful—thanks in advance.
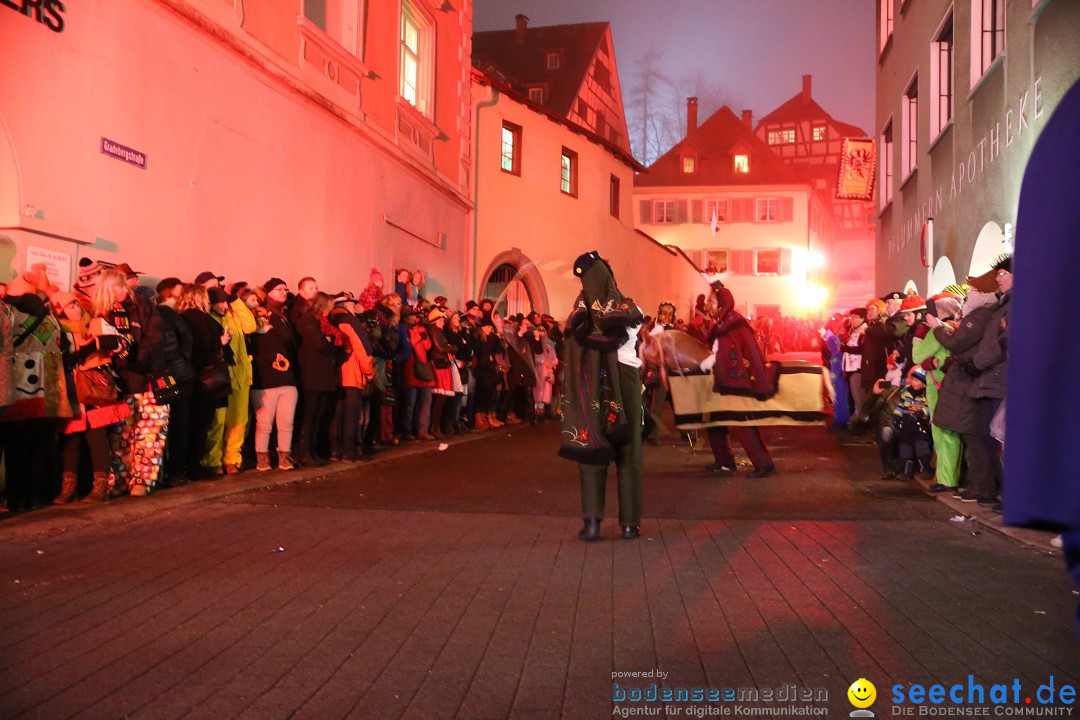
[179,284,231,478]
[94,268,169,496]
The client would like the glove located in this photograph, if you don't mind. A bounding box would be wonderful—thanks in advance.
[699,355,717,372]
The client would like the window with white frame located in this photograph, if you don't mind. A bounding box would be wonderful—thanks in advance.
[560,148,578,196]
[706,250,729,273]
[304,0,364,56]
[756,249,781,275]
[880,0,894,53]
[812,124,827,141]
[733,154,750,174]
[546,51,561,69]
[756,198,779,222]
[400,1,434,118]
[930,11,954,140]
[902,75,919,179]
[528,87,545,104]
[501,122,521,175]
[880,120,894,208]
[652,200,676,224]
[705,199,729,223]
[972,0,1005,85]
[767,128,795,145]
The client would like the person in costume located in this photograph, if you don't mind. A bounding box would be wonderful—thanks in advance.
[912,292,964,493]
[698,277,780,478]
[1002,77,1080,629]
[558,250,644,541]
[643,302,677,446]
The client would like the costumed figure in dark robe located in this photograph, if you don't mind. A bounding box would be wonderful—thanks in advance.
[698,276,781,478]
[559,251,645,541]
[1002,77,1080,631]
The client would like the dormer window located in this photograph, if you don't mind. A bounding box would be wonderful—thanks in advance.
[682,156,696,174]
[733,154,750,173]
[546,51,561,69]
[528,87,545,104]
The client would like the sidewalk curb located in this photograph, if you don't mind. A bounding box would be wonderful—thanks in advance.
[0,426,518,540]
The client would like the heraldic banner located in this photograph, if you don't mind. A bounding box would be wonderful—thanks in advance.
[836,137,877,201]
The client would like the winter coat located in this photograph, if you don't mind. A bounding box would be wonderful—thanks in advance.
[250,301,297,389]
[860,319,894,390]
[214,299,255,390]
[404,325,435,388]
[112,294,166,395]
[930,306,995,434]
[0,293,72,421]
[156,304,196,382]
[972,291,1010,399]
[338,322,374,390]
[296,312,341,392]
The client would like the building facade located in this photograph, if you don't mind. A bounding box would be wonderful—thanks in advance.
[634,102,840,319]
[471,17,702,319]
[875,0,1080,294]
[1,0,474,301]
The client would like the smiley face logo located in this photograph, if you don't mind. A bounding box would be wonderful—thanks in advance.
[848,678,877,708]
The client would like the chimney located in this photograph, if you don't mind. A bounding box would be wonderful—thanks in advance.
[801,74,812,104]
[686,97,699,133]
[515,14,528,45]
[741,109,753,128]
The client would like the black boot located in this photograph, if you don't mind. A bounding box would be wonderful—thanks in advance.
[578,517,601,542]
[621,525,640,540]
[902,460,915,480]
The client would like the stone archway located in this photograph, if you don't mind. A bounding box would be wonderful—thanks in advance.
[478,249,549,316]
[932,256,957,295]
[968,221,1007,276]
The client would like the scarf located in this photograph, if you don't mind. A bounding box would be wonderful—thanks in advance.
[559,256,642,464]
[319,313,346,348]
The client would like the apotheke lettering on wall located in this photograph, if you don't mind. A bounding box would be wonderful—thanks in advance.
[101,138,147,169]
[1,0,65,32]
[888,76,1044,259]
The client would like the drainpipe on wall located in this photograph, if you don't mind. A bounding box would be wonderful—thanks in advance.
[471,86,499,301]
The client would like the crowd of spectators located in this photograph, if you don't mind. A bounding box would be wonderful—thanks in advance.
[0,261,563,512]
[821,254,1016,520]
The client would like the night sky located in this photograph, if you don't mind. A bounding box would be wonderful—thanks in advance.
[473,0,876,140]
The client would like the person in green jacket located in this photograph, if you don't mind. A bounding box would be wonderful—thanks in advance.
[911,292,963,493]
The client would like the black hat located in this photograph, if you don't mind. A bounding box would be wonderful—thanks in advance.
[333,291,355,306]
[195,270,225,285]
[263,277,287,293]
[573,250,606,278]
[849,307,868,319]
[401,306,418,319]
[881,291,904,302]
[434,295,448,307]
[480,317,495,328]
[465,300,479,311]
[208,287,229,304]
[374,303,395,318]
[156,277,182,295]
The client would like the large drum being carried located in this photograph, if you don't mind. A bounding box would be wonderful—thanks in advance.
[639,330,824,429]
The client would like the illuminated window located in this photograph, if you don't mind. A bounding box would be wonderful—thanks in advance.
[733,154,750,173]
[546,52,561,69]
[756,198,779,222]
[902,75,918,178]
[755,249,781,275]
[610,175,620,218]
[501,122,521,175]
[880,0,894,53]
[560,148,578,196]
[705,199,728,223]
[972,0,1005,85]
[706,249,729,273]
[812,124,827,141]
[528,87,545,104]
[767,129,795,145]
[930,12,953,139]
[304,0,364,56]
[880,119,894,208]
[652,200,676,224]
[400,1,433,118]
[682,156,696,173]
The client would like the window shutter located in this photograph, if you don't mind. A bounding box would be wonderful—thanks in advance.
[780,197,794,222]
[692,249,708,271]
[676,199,689,223]
[740,198,754,222]
[730,199,742,223]
[731,249,753,275]
[780,248,793,275]
[691,199,703,224]
[640,200,652,223]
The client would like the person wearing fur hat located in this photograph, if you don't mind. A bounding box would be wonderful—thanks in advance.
[925,270,1000,503]
[912,291,964,492]
[559,250,645,541]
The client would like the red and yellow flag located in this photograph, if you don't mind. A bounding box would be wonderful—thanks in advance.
[836,138,876,201]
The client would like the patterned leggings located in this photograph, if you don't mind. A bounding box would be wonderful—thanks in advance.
[110,391,170,492]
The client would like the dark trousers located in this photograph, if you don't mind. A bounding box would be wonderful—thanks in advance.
[188,388,218,473]
[962,397,1003,502]
[895,414,932,470]
[165,378,194,478]
[707,426,773,469]
[298,390,333,460]
[578,363,644,526]
[330,387,364,459]
[2,419,55,507]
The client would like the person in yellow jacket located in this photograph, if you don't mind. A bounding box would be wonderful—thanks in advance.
[205,288,256,474]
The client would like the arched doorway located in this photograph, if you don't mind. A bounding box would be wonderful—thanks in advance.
[483,263,533,318]
[932,256,957,295]
[968,221,1007,275]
